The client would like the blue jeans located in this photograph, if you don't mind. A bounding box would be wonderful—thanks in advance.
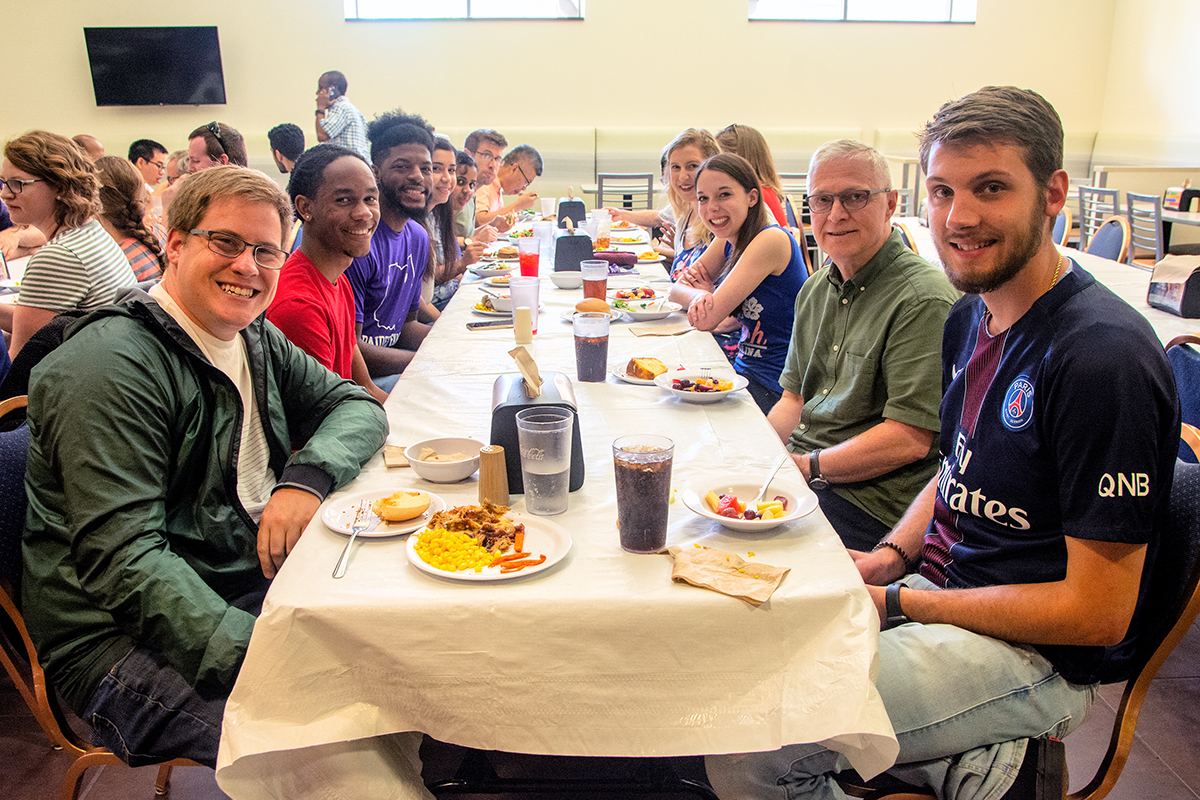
[83,645,227,768]
[705,576,1097,800]
[375,372,402,392]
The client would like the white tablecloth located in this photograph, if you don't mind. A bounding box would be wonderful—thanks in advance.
[215,255,898,797]
[894,216,1200,344]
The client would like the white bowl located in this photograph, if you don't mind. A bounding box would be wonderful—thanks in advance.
[615,300,682,321]
[681,478,818,532]
[481,293,512,312]
[550,271,584,289]
[471,265,513,279]
[654,370,749,404]
[404,437,484,483]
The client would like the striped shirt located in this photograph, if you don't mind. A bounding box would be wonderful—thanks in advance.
[17,218,136,312]
[119,237,164,282]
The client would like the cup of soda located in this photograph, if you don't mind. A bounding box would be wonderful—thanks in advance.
[517,238,539,277]
[613,435,674,553]
[573,311,609,383]
[580,260,608,300]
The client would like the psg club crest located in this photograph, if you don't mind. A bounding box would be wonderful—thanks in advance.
[1002,376,1035,431]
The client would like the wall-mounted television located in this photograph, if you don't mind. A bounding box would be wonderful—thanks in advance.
[84,26,227,106]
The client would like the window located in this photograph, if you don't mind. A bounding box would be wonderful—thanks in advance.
[345,0,583,20]
[749,0,976,22]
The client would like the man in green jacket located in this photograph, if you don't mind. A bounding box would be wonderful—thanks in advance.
[22,166,388,768]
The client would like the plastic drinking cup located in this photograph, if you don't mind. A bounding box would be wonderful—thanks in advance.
[517,238,539,277]
[613,435,674,553]
[508,276,540,334]
[573,312,609,382]
[580,260,608,300]
[515,407,575,516]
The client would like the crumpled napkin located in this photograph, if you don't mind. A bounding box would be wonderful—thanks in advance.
[630,323,693,337]
[666,545,790,606]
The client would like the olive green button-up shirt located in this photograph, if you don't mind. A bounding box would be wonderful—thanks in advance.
[779,230,958,528]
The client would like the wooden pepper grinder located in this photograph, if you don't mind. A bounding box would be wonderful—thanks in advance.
[478,444,509,506]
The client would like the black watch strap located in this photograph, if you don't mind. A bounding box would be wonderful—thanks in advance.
[808,449,828,490]
[885,582,910,629]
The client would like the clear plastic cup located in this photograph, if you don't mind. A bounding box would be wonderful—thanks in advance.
[508,276,540,334]
[573,312,609,382]
[580,260,608,300]
[613,435,674,553]
[517,238,539,277]
[516,407,575,516]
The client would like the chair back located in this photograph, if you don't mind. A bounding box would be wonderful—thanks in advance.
[1079,186,1120,249]
[893,221,917,252]
[596,173,654,211]
[1085,216,1130,262]
[782,194,798,228]
[0,396,29,597]
[1167,334,1200,463]
[1125,191,1164,267]
[778,173,807,197]
[1053,207,1073,246]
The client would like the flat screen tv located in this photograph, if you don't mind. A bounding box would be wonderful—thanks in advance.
[84,26,226,106]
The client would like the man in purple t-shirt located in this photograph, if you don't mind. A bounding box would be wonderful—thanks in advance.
[345,110,435,383]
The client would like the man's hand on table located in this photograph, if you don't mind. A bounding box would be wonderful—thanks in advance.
[258,487,323,578]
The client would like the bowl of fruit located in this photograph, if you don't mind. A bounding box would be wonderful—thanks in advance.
[682,478,818,532]
[654,370,749,404]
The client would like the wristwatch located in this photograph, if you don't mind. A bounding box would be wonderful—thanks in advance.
[885,582,911,629]
[808,449,829,490]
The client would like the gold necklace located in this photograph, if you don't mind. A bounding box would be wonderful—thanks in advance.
[1049,252,1064,290]
[982,252,1066,334]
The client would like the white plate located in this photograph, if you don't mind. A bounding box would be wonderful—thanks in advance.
[473,303,542,317]
[485,276,512,287]
[609,222,641,232]
[654,370,749,404]
[681,478,818,532]
[611,369,660,386]
[406,512,572,581]
[471,265,513,278]
[613,301,682,321]
[323,488,447,537]
[634,255,665,265]
[0,279,19,290]
[609,236,646,245]
[559,309,627,323]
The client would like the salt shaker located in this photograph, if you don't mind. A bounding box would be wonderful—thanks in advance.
[478,444,509,506]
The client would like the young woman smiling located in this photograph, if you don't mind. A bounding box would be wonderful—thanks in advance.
[669,153,807,413]
[429,144,485,313]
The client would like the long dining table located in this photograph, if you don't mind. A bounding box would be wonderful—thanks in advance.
[214,230,898,798]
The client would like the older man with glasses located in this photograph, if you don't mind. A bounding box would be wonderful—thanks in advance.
[474,143,543,231]
[20,164,387,768]
[765,139,958,552]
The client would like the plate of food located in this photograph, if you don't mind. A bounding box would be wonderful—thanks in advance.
[613,356,669,385]
[611,287,658,300]
[323,488,447,537]
[490,245,521,261]
[654,370,749,404]
[471,264,513,279]
[560,297,625,323]
[611,220,640,231]
[612,299,681,321]
[636,252,664,264]
[610,235,645,244]
[406,503,572,581]
[681,478,817,532]
[485,275,511,287]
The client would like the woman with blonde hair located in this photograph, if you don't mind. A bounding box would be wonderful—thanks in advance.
[716,124,788,227]
[95,156,167,282]
[0,131,135,357]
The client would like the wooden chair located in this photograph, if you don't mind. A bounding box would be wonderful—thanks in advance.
[892,221,917,253]
[1053,206,1073,247]
[1078,186,1120,250]
[1167,333,1200,463]
[0,396,200,799]
[596,173,654,211]
[1125,191,1164,268]
[1084,216,1130,263]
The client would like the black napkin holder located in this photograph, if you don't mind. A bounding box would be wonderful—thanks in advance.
[554,232,594,272]
[1148,256,1200,318]
[558,199,586,229]
[490,372,585,494]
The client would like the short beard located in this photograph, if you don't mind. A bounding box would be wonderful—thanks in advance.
[381,182,428,223]
[941,194,1047,295]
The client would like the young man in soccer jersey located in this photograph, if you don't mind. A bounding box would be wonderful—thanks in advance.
[706,86,1179,800]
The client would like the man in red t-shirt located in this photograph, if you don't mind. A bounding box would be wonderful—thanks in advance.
[267,144,387,402]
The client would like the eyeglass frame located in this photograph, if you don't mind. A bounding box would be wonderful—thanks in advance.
[206,121,228,156]
[515,162,532,190]
[806,188,891,215]
[189,228,288,270]
[0,177,44,196]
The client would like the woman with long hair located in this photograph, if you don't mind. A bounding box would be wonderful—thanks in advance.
[95,155,167,281]
[669,153,807,413]
[424,138,485,317]
[0,131,135,357]
[716,124,788,227]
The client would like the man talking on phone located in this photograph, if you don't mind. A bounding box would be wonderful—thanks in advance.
[315,71,369,161]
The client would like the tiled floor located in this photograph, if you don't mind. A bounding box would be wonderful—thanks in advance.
[3,621,1198,799]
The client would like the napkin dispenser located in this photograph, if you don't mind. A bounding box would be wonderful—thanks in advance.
[557,198,586,229]
[554,231,594,272]
[1148,255,1200,318]
[1164,187,1200,212]
[490,372,586,493]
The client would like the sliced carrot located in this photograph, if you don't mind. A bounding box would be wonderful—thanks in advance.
[489,551,532,567]
[514,527,525,551]
[499,554,547,572]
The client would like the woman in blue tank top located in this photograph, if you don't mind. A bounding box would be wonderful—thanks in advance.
[669,153,806,413]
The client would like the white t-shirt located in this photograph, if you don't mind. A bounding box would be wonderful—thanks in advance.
[148,283,277,522]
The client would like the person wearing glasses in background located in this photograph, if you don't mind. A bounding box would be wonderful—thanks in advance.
[767,140,957,552]
[152,149,189,211]
[314,70,369,161]
[20,164,387,768]
[460,128,507,238]
[474,143,543,231]
[127,138,168,193]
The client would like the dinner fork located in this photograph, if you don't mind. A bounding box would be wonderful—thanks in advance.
[701,367,712,380]
[333,501,371,579]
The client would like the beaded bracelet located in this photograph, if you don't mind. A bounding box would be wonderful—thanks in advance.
[871,540,914,573]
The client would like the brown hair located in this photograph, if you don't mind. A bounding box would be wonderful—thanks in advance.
[3,130,100,231]
[95,156,167,274]
[716,125,783,197]
[696,153,770,277]
[188,122,248,167]
[167,165,292,248]
[663,128,720,251]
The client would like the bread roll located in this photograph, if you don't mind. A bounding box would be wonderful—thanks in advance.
[372,491,431,522]
[575,298,611,314]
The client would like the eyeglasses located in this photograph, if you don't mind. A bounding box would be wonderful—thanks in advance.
[190,229,287,270]
[471,150,498,165]
[516,163,532,190]
[148,159,166,171]
[0,177,43,195]
[806,188,891,214]
[207,121,228,155]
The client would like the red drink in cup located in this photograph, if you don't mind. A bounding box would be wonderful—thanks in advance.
[517,239,539,277]
[581,260,608,301]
